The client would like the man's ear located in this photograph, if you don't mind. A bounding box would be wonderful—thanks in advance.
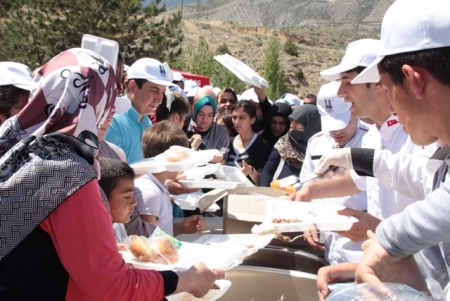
[128,79,136,93]
[402,64,425,99]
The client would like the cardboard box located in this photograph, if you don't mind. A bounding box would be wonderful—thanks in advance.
[197,187,324,253]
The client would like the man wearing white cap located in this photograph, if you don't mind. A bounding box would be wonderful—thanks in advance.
[295,38,445,290]
[312,0,450,298]
[300,81,369,265]
[172,71,185,90]
[0,62,33,125]
[105,58,175,164]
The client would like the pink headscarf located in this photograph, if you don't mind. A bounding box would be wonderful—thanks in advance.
[0,48,116,175]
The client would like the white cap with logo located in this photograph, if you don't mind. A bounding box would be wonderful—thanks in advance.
[352,0,450,84]
[0,62,33,90]
[317,81,351,132]
[320,39,381,81]
[127,58,175,87]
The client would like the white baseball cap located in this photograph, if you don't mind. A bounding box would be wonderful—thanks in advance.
[317,81,351,132]
[352,0,450,84]
[168,85,188,102]
[0,62,33,90]
[183,79,199,93]
[240,88,259,103]
[172,71,185,83]
[320,39,381,81]
[186,86,199,98]
[113,96,131,114]
[127,58,175,86]
[276,93,302,107]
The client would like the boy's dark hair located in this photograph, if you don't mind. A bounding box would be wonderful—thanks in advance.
[142,120,189,158]
[0,85,29,118]
[99,158,135,199]
[232,100,259,133]
[379,46,450,86]
[155,92,189,121]
[345,66,371,88]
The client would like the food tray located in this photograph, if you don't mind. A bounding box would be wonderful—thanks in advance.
[155,146,216,172]
[172,192,220,212]
[121,241,247,271]
[178,179,239,189]
[130,158,168,174]
[263,200,358,232]
[167,279,231,301]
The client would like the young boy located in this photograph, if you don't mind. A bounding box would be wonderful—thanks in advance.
[131,120,205,236]
[98,157,138,243]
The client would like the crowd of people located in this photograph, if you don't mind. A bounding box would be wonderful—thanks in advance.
[2,0,450,299]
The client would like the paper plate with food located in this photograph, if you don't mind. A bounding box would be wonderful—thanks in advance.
[166,279,231,301]
[130,158,168,174]
[156,146,216,172]
[178,179,240,189]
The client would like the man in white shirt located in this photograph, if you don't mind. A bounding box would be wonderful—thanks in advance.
[301,81,369,265]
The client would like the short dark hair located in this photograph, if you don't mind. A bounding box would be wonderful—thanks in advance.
[155,92,189,121]
[99,158,135,199]
[304,94,317,101]
[142,120,189,158]
[0,85,29,118]
[232,100,259,133]
[345,66,371,88]
[131,78,146,89]
[379,47,450,86]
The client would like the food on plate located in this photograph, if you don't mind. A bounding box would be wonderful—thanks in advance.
[129,236,179,264]
[274,234,291,242]
[272,218,301,223]
[166,150,190,162]
[245,244,254,249]
[270,180,297,194]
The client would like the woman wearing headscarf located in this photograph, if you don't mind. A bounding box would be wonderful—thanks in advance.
[261,102,292,148]
[0,49,222,300]
[260,104,321,187]
[186,87,229,160]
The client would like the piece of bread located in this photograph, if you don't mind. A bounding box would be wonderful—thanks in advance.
[129,236,179,265]
[166,150,190,162]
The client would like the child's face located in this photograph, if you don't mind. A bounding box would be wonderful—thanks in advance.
[109,178,137,224]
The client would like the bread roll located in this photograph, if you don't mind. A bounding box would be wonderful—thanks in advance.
[166,150,189,162]
[129,236,179,264]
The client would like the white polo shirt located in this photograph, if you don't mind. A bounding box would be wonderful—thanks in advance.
[301,120,369,264]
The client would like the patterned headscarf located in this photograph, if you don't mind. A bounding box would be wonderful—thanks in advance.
[0,48,116,260]
[191,87,217,132]
[0,48,116,175]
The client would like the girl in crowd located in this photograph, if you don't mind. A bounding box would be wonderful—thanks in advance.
[0,48,221,300]
[226,100,271,185]
[186,87,229,161]
[216,112,237,137]
[260,104,321,187]
[155,90,190,129]
[260,102,292,148]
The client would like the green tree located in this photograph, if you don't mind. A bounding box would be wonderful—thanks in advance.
[172,39,245,92]
[0,0,183,69]
[283,39,298,56]
[264,37,286,100]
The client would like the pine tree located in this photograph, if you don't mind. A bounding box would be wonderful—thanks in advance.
[0,0,184,69]
[264,37,286,100]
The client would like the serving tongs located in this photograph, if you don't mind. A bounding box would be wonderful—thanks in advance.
[279,166,339,192]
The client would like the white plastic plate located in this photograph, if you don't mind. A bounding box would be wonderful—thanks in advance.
[121,241,247,271]
[172,192,220,212]
[264,200,358,232]
[166,279,231,301]
[81,34,119,72]
[214,54,268,88]
[155,146,216,172]
[178,179,239,189]
[130,158,167,174]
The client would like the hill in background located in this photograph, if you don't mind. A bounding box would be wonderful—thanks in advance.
[164,0,390,98]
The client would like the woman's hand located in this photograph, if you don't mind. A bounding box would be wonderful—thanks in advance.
[189,134,202,151]
[241,160,253,176]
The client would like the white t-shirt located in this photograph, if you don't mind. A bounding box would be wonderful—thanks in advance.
[302,121,369,264]
[134,173,174,235]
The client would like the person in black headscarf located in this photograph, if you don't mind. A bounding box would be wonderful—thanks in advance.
[261,102,292,148]
[260,104,321,187]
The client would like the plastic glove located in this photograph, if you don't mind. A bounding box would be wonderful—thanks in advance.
[314,148,353,178]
